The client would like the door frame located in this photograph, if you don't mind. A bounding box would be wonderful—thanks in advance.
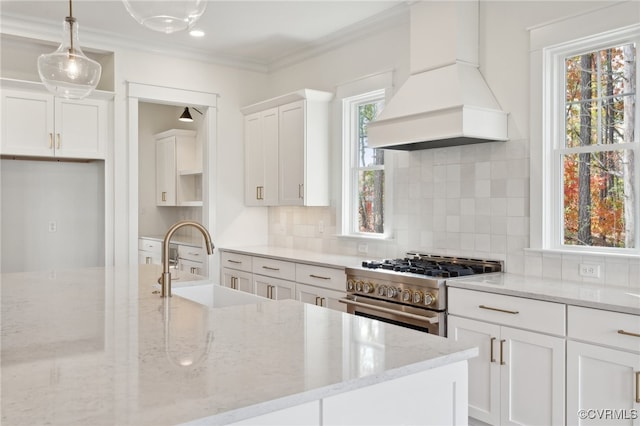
[126,82,218,275]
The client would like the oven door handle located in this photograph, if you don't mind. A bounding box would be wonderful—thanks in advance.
[339,298,439,324]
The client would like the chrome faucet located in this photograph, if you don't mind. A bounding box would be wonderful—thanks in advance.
[161,220,214,297]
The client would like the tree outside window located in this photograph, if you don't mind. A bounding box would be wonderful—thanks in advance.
[562,42,637,249]
[344,90,385,236]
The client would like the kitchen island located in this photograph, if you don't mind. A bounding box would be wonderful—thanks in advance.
[1,265,476,425]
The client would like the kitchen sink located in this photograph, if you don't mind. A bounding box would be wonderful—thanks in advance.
[172,282,267,308]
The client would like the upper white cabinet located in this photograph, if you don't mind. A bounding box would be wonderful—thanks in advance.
[244,107,278,206]
[241,89,333,207]
[1,87,108,159]
[154,129,202,207]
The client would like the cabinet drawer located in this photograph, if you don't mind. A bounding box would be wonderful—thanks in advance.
[138,238,161,254]
[568,305,640,352]
[448,287,566,336]
[252,257,296,281]
[221,251,252,272]
[178,244,204,263]
[295,264,346,292]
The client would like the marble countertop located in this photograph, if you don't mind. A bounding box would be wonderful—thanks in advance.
[222,246,640,315]
[448,273,640,315]
[220,245,367,270]
[1,265,476,425]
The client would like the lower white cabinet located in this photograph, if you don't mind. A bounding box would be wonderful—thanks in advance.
[566,306,640,426]
[297,283,346,312]
[254,275,296,300]
[221,268,254,293]
[448,288,565,426]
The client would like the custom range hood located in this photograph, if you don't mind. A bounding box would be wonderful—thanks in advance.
[367,1,508,150]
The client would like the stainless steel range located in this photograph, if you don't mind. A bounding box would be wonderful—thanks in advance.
[340,253,503,336]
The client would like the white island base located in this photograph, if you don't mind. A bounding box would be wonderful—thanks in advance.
[224,361,468,426]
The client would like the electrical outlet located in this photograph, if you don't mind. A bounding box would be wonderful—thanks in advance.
[357,243,368,254]
[579,263,601,278]
[48,221,57,233]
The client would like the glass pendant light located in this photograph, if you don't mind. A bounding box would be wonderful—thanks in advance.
[122,0,207,34]
[37,0,101,99]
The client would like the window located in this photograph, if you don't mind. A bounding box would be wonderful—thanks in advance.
[546,28,639,253]
[343,90,386,237]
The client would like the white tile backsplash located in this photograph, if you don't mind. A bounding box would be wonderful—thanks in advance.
[267,141,639,288]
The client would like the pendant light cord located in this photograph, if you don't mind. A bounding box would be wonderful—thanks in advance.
[67,0,75,54]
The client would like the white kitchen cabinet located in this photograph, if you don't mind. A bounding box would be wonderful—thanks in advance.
[252,256,296,300]
[241,89,333,207]
[138,238,162,265]
[221,268,254,294]
[177,244,206,277]
[297,283,346,312]
[154,129,201,207]
[567,306,640,426]
[448,288,565,426]
[244,107,278,206]
[1,88,107,159]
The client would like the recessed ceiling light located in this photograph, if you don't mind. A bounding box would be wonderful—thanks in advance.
[190,29,205,37]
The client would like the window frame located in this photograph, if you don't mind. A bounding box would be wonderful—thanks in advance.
[341,89,390,239]
[543,26,640,255]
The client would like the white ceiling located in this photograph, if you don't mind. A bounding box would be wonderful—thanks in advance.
[0,1,408,71]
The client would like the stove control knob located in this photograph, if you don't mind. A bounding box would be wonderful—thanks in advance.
[412,291,423,304]
[363,281,375,294]
[355,281,364,292]
[346,279,356,291]
[402,289,412,302]
[386,287,397,298]
[423,292,436,306]
[377,285,387,297]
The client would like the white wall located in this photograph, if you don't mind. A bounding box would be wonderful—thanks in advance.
[264,1,640,287]
[1,159,105,273]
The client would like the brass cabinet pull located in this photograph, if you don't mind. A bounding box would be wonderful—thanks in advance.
[315,296,322,306]
[320,297,325,307]
[298,183,303,199]
[262,266,280,271]
[310,274,330,280]
[49,133,53,149]
[231,276,237,290]
[256,186,264,200]
[161,192,167,202]
[490,337,496,363]
[56,133,61,149]
[636,372,640,403]
[227,259,241,264]
[618,329,640,338]
[190,267,197,274]
[145,256,152,264]
[479,305,520,315]
[267,285,274,299]
[500,339,506,365]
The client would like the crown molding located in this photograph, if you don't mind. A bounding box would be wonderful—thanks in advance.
[1,4,409,75]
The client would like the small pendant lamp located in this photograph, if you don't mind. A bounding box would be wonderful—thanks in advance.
[122,0,207,34]
[37,0,101,99]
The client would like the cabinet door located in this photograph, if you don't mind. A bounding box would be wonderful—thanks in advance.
[278,100,305,205]
[254,275,295,300]
[221,268,253,294]
[138,251,161,265]
[54,97,106,159]
[501,326,565,426]
[567,341,640,426]
[245,108,278,206]
[296,283,346,313]
[1,89,54,157]
[448,315,501,425]
[156,136,176,205]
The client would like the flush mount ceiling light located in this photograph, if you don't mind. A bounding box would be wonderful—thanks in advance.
[179,106,203,122]
[37,0,101,99]
[122,0,207,34]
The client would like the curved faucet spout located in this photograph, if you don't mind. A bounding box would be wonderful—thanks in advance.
[161,220,214,297]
